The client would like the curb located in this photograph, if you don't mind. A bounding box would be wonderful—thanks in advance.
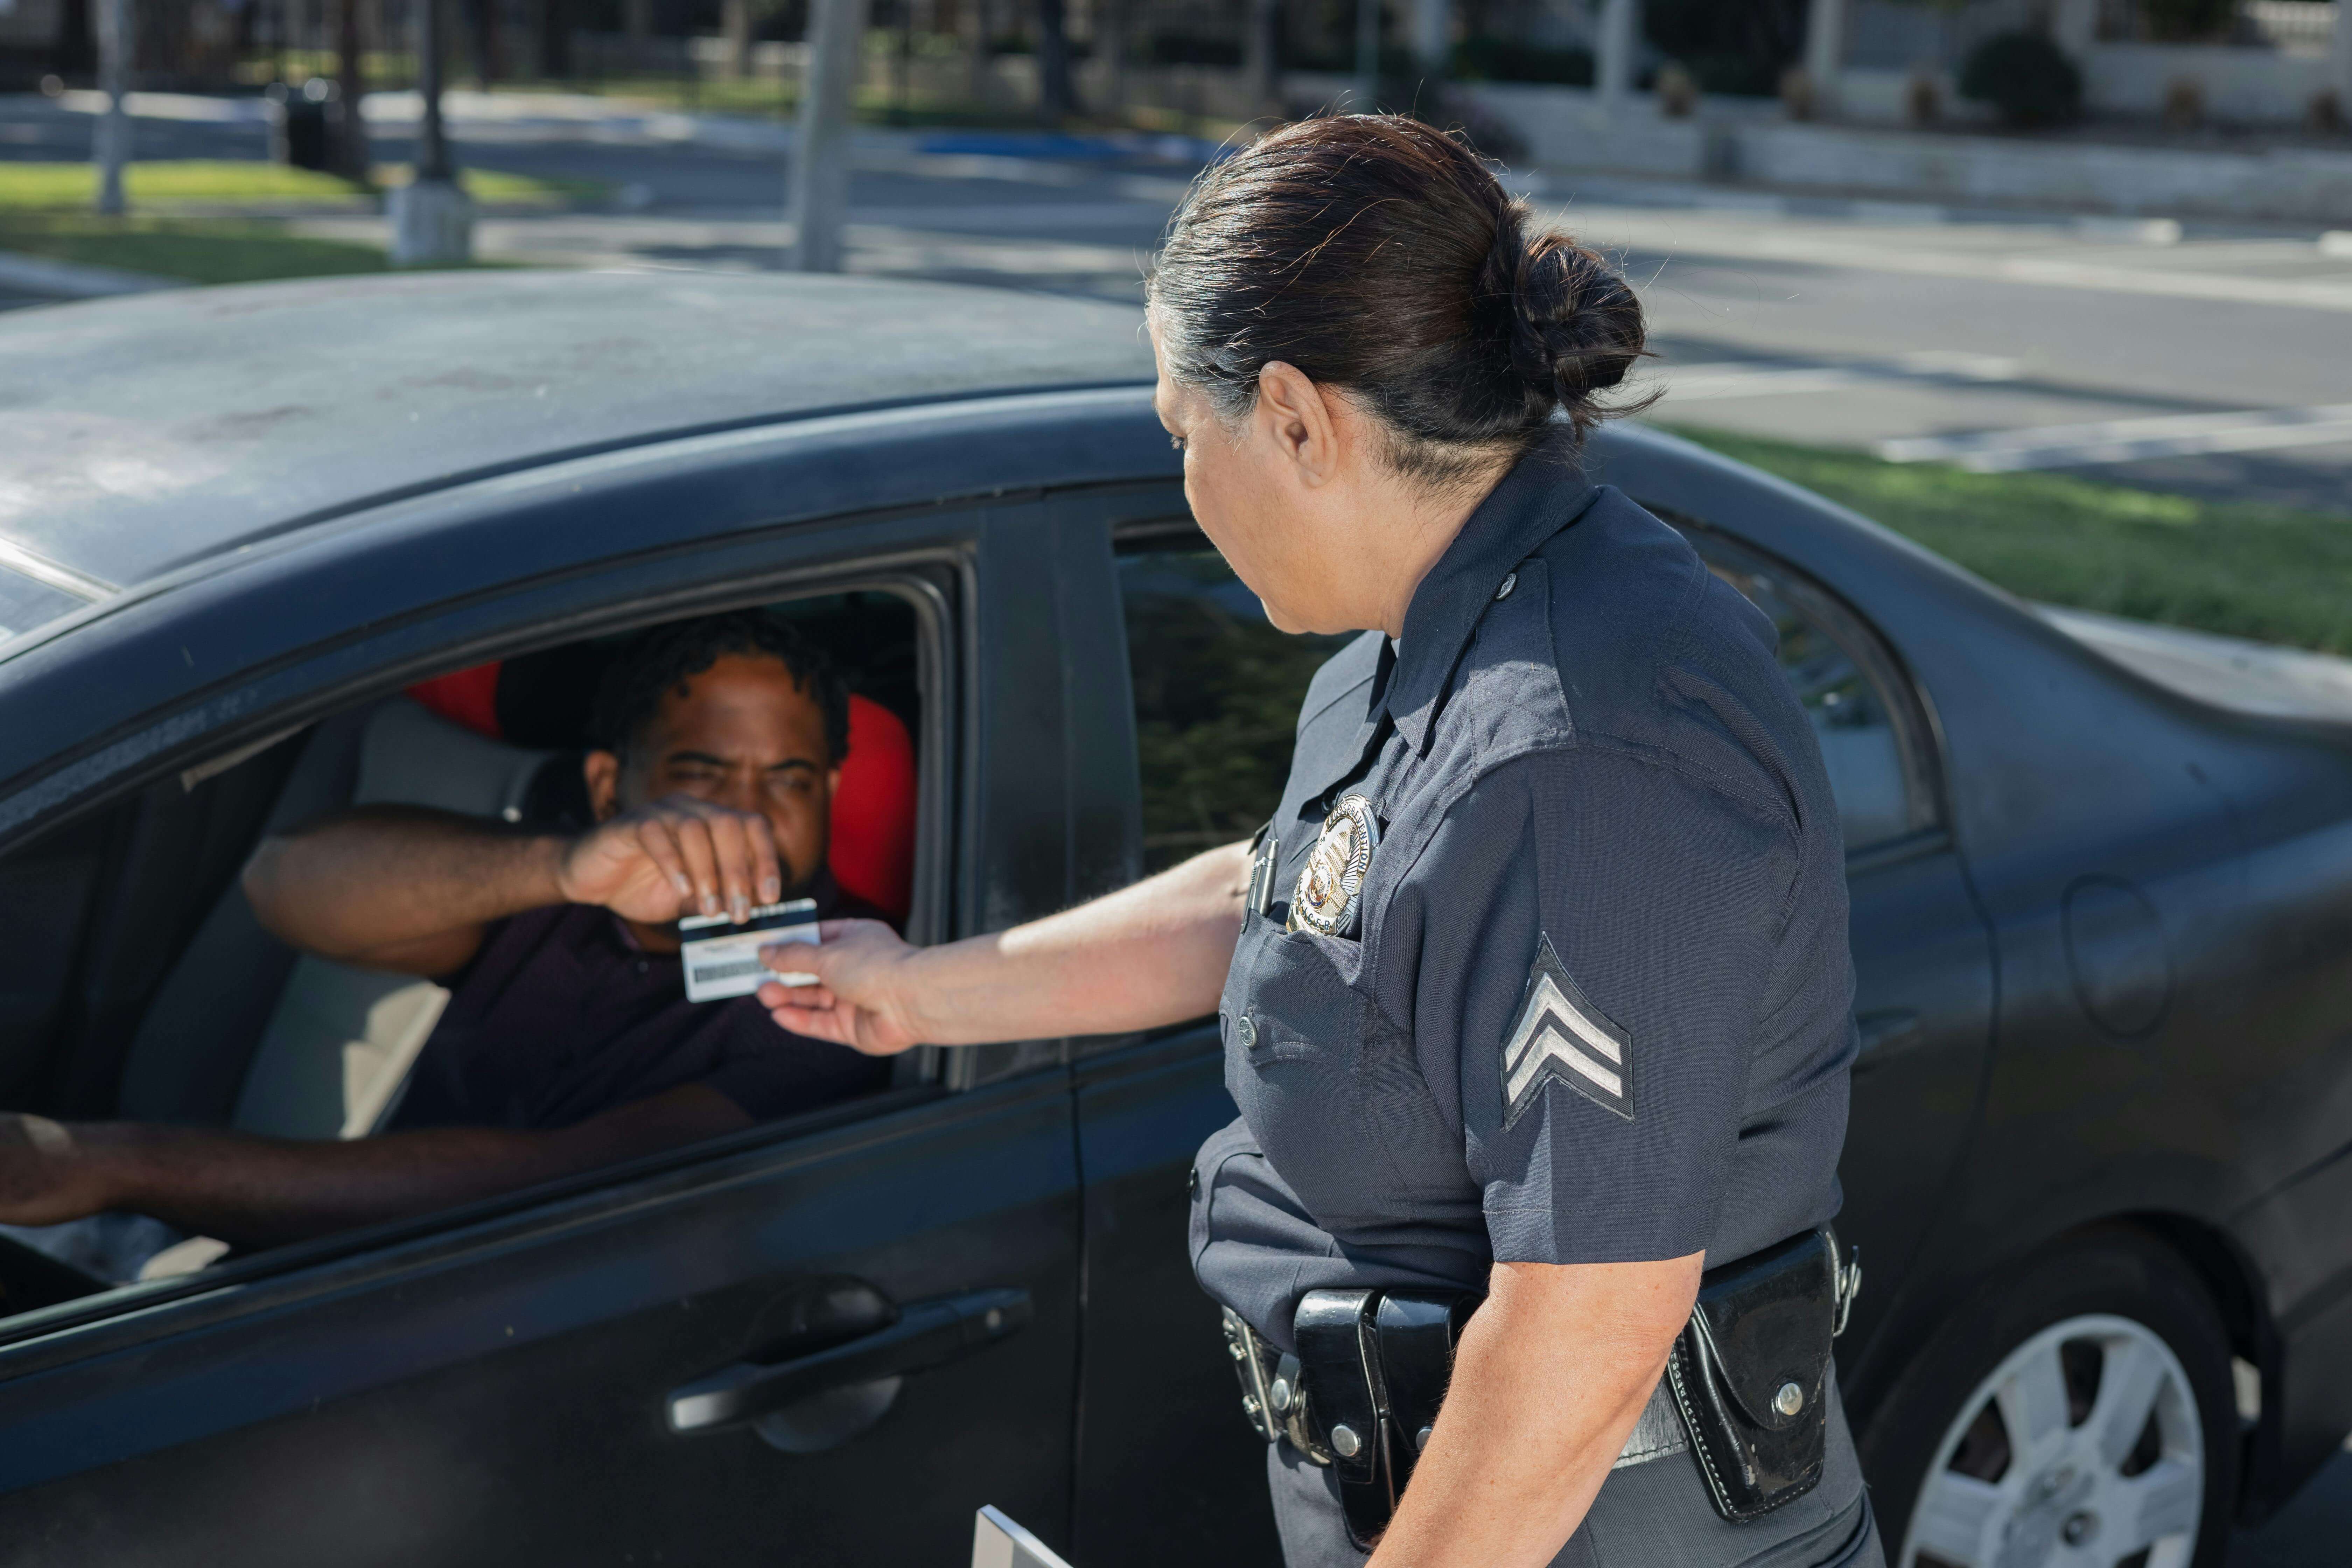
[0,250,181,299]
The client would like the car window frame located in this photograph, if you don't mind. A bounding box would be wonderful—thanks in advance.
[1650,505,1953,870]
[0,544,978,1351]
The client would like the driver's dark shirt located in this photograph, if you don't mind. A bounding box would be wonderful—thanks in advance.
[386,870,889,1132]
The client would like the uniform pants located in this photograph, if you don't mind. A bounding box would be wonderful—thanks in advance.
[1265,1372,1886,1568]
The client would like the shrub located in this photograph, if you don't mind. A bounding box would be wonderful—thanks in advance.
[2141,0,2234,42]
[1958,30,2082,128]
[1448,36,1594,86]
[1146,33,1242,66]
[1642,0,1804,97]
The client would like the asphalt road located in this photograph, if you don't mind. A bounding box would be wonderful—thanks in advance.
[7,90,2351,511]
[5,91,2352,1561]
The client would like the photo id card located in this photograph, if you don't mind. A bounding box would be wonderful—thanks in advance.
[679,898,819,1003]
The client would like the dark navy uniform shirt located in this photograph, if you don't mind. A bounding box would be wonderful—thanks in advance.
[390,870,890,1132]
[1190,445,1858,1351]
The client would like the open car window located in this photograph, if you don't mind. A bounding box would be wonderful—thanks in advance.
[0,585,939,1326]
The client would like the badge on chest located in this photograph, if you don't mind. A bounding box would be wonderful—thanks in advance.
[1287,794,1379,939]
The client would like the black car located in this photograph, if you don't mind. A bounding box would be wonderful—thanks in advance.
[1,272,2349,1568]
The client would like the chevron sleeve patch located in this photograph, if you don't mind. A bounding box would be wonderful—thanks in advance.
[1500,934,1636,1127]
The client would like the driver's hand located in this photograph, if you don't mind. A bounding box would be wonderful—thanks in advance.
[757,919,925,1057]
[555,794,782,925]
[0,1114,104,1228]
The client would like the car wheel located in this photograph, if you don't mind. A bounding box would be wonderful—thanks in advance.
[1862,1231,2239,1568]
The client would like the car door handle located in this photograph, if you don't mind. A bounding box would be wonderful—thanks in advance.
[666,1287,1032,1435]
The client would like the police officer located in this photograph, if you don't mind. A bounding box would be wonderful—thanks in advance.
[762,114,1883,1568]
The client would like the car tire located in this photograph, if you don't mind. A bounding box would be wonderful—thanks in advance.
[1860,1228,2239,1568]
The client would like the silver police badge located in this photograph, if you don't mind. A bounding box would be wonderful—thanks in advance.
[1287,794,1379,938]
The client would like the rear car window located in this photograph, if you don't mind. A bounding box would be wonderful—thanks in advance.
[1116,536,1352,874]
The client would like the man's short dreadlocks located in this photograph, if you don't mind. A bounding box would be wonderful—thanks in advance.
[589,610,851,766]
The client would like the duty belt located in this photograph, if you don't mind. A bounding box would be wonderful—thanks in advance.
[1219,1229,1862,1544]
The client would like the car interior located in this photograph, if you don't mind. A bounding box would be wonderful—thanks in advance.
[0,589,929,1323]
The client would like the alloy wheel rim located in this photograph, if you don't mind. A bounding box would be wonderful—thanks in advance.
[1899,1312,2203,1568]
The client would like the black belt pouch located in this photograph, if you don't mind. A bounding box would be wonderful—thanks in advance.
[1664,1228,1838,1522]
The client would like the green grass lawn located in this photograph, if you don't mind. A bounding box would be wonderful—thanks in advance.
[0,212,402,284]
[1664,426,2352,656]
[0,160,589,284]
[0,160,599,212]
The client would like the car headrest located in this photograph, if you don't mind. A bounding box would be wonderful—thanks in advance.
[408,662,916,922]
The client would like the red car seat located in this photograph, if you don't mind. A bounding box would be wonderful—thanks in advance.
[408,663,916,922]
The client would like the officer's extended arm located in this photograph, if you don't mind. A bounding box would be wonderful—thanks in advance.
[1368,1253,1705,1567]
[757,840,1252,1054]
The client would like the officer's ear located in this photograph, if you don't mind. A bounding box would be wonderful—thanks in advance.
[1255,360,1344,489]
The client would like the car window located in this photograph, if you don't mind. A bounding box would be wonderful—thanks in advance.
[0,584,939,1328]
[1117,534,1354,874]
[1671,526,1939,854]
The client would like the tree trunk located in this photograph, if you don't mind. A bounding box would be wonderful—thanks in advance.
[468,0,501,85]
[965,0,992,102]
[1801,0,1845,115]
[532,0,572,77]
[723,0,753,77]
[93,0,130,214]
[334,0,371,181]
[624,0,652,68]
[1035,0,1076,122]
[1094,0,1126,113]
[1244,0,1279,112]
[416,0,453,179]
[55,0,98,76]
[792,0,870,270]
[1407,0,1444,79]
[1595,0,1634,119]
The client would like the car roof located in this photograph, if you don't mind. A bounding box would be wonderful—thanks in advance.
[0,269,1156,601]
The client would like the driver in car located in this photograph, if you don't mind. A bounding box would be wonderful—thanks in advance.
[0,610,890,1272]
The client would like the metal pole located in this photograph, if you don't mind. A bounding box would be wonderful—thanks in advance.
[1353,0,1377,109]
[94,0,130,216]
[791,0,870,271]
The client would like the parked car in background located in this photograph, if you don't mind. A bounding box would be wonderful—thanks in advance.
[1,273,2349,1568]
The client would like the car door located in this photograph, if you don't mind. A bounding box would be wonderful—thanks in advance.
[0,506,1086,1567]
[1050,510,1338,1568]
[1059,505,2002,1561]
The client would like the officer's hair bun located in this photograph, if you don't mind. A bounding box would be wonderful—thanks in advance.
[1480,203,1646,408]
[1148,114,1650,488]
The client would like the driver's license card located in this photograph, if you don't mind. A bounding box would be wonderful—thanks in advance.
[679,898,819,1002]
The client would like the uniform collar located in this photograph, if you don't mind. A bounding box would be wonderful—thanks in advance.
[1380,441,1596,754]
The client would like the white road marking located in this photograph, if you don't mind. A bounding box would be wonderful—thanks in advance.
[1651,350,2021,401]
[1546,206,2352,316]
[1877,402,2352,471]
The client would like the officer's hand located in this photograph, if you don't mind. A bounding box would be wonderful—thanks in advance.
[556,793,783,925]
[757,920,925,1056]
[0,1114,106,1228]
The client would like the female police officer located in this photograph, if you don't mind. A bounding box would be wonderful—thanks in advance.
[760,115,1883,1568]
